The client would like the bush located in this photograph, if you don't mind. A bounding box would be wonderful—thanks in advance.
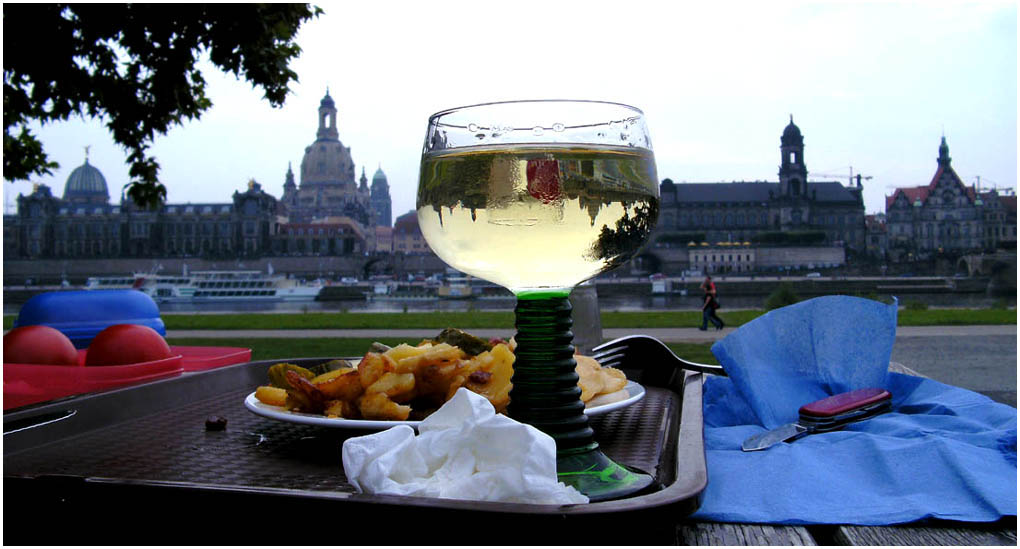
[857,292,896,305]
[904,300,929,311]
[764,284,800,311]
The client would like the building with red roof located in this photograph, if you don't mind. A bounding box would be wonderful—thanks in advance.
[864,213,888,258]
[392,210,430,254]
[885,137,1015,261]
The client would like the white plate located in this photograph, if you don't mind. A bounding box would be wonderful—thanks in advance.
[585,381,645,416]
[244,381,645,430]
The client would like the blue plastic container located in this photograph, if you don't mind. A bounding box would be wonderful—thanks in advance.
[14,290,166,349]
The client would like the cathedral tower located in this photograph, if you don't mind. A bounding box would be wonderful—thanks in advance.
[317,89,339,141]
[370,166,393,228]
[300,90,356,189]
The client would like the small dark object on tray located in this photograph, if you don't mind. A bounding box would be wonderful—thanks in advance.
[430,328,493,356]
[205,415,228,431]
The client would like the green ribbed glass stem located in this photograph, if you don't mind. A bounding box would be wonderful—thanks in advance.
[508,296,653,501]
[507,296,596,453]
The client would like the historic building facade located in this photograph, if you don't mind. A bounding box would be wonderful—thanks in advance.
[279,92,385,228]
[885,137,1016,261]
[392,210,428,254]
[275,91,394,255]
[6,174,280,260]
[4,91,394,260]
[654,118,867,262]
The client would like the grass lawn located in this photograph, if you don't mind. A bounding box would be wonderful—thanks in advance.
[134,307,1020,330]
[4,307,1016,331]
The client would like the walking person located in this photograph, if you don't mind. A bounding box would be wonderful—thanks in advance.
[699,275,725,331]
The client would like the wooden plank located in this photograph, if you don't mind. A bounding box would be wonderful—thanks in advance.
[835,519,1017,546]
[676,521,817,545]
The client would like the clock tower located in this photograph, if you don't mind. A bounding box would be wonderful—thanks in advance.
[779,115,808,198]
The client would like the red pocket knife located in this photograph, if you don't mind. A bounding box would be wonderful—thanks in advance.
[741,388,892,452]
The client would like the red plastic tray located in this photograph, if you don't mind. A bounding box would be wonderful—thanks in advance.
[4,351,183,410]
[173,346,252,372]
[3,346,251,410]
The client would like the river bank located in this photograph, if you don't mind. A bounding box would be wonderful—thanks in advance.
[4,274,1014,315]
[8,307,1013,332]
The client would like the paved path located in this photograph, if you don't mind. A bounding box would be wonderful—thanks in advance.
[167,325,1016,407]
[166,324,1016,342]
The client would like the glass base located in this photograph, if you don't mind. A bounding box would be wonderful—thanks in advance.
[509,294,654,501]
[557,447,655,502]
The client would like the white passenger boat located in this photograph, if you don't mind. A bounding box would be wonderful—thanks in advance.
[437,274,474,299]
[84,270,323,303]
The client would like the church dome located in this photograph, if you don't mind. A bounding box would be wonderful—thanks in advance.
[300,91,356,187]
[63,158,109,204]
[781,116,803,145]
[301,140,356,186]
[372,166,388,186]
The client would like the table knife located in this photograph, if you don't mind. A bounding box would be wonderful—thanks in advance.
[741,387,892,452]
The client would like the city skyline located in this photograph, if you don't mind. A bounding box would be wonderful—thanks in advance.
[4,1,1016,219]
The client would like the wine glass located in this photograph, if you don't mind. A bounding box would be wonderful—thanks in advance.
[416,100,660,501]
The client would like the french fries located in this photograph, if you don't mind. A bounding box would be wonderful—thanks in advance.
[254,385,287,407]
[253,330,627,421]
[575,354,627,402]
[311,367,363,401]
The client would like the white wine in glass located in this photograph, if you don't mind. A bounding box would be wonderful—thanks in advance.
[417,100,659,500]
[419,144,659,296]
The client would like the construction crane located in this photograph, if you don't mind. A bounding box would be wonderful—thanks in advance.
[809,166,872,187]
[974,176,1015,196]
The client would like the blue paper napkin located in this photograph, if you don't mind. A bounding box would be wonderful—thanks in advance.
[692,296,1017,525]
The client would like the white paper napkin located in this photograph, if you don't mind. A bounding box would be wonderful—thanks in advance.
[342,388,589,504]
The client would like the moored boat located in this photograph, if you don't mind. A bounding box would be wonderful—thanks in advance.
[84,270,323,303]
[437,274,474,299]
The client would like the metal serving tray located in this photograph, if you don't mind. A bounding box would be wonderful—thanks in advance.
[4,357,706,545]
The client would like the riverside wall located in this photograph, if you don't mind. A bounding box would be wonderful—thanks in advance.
[623,276,992,297]
[4,274,993,306]
[2,252,1006,304]
[2,255,449,286]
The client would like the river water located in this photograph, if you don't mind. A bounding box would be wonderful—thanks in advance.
[4,291,1011,317]
[107,292,1016,315]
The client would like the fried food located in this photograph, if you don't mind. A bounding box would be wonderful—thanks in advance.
[254,385,288,407]
[461,343,514,412]
[312,367,363,401]
[323,399,360,419]
[252,329,627,420]
[367,372,417,401]
[359,391,412,421]
[585,388,630,407]
[284,369,329,413]
[358,352,398,388]
[576,357,604,402]
[267,363,314,389]
[575,354,628,404]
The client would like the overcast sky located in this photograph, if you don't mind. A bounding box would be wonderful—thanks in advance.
[4,1,1017,219]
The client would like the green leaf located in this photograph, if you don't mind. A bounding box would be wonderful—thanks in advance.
[2,3,322,207]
